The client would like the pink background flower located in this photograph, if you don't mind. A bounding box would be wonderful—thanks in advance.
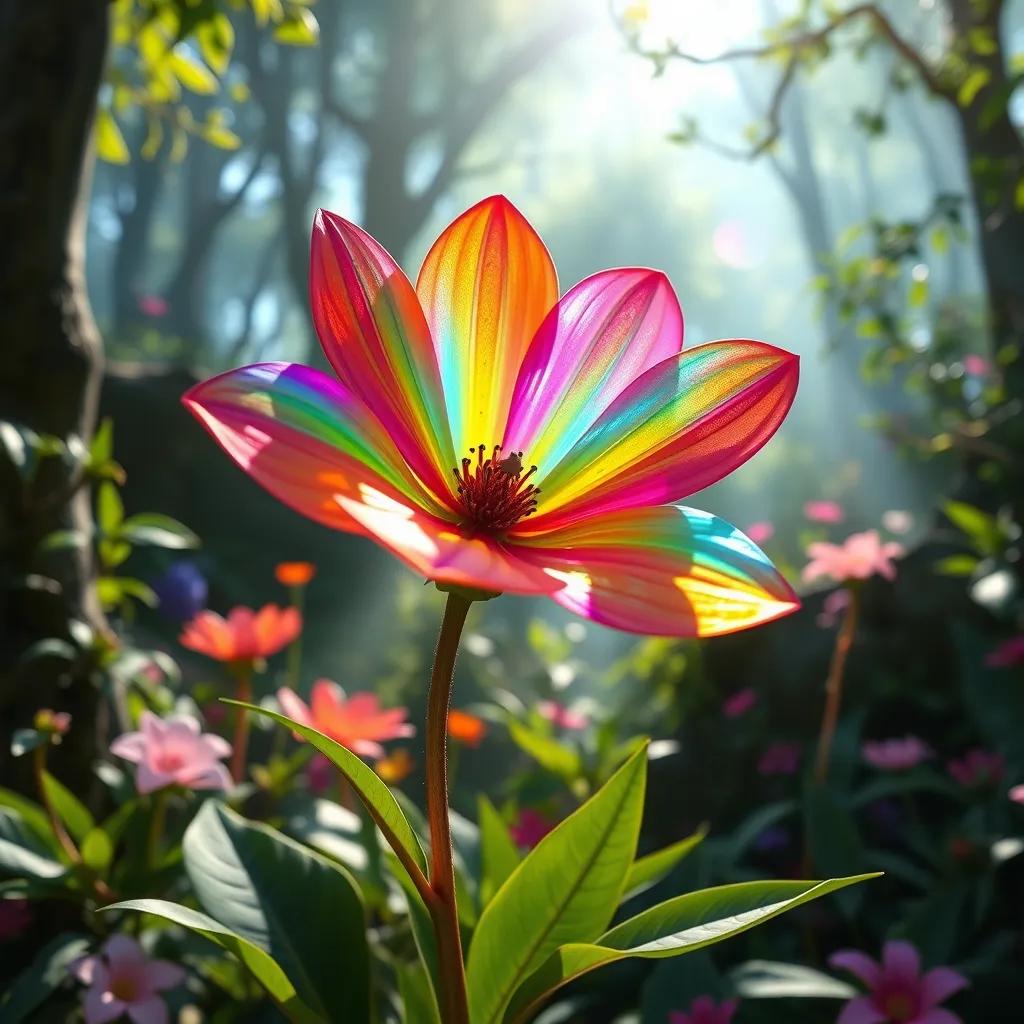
[538,700,589,730]
[180,605,301,662]
[804,530,903,584]
[985,635,1024,668]
[804,499,845,523]
[70,934,185,1024]
[947,748,1005,788]
[830,939,967,1024]
[669,995,739,1024]
[758,741,801,776]
[745,520,775,544]
[110,712,231,794]
[862,737,932,773]
[510,808,556,849]
[722,687,757,718]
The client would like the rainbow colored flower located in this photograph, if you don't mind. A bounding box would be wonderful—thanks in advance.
[185,197,799,636]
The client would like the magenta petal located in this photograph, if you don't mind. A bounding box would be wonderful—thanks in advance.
[883,940,921,982]
[836,997,887,1024]
[912,1010,963,1024]
[183,362,446,533]
[503,268,682,469]
[127,996,168,1024]
[830,951,883,988]
[310,210,455,507]
[921,968,968,1006]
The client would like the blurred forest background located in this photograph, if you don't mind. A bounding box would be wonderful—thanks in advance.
[2,0,1023,1020]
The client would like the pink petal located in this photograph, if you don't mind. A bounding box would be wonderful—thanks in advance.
[504,268,683,470]
[513,505,798,636]
[912,1010,963,1024]
[145,960,187,991]
[69,955,102,985]
[336,485,563,596]
[524,340,798,531]
[416,195,558,457]
[277,687,314,727]
[836,997,887,1024]
[921,968,968,1006]
[127,996,169,1024]
[109,731,146,764]
[180,763,232,791]
[103,935,146,972]
[135,763,172,795]
[183,363,445,534]
[883,940,921,982]
[829,950,882,988]
[199,733,232,760]
[310,209,456,509]
[83,989,125,1024]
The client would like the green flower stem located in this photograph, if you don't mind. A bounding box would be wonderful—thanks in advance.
[33,746,80,865]
[230,660,254,784]
[813,584,860,787]
[424,592,473,1024]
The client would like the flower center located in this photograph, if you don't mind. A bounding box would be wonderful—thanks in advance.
[452,444,539,532]
[881,991,915,1021]
[109,973,140,1002]
[155,750,185,773]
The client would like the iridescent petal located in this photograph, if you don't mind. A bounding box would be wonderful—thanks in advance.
[503,268,683,470]
[417,196,558,456]
[336,483,562,596]
[525,341,798,530]
[183,363,445,533]
[513,505,799,636]
[310,210,456,508]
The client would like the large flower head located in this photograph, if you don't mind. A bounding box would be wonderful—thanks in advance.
[184,197,800,636]
[69,934,185,1024]
[110,712,232,794]
[179,604,301,662]
[830,940,967,1024]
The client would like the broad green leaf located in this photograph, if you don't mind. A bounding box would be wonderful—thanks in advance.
[95,109,129,164]
[230,701,427,878]
[274,9,320,45]
[392,857,441,1010]
[942,500,1000,555]
[105,899,321,1022]
[505,874,878,1023]
[196,13,234,75]
[398,957,442,1024]
[97,481,124,533]
[0,932,90,1022]
[0,811,66,881]
[169,51,218,94]
[183,801,370,1023]
[622,826,707,902]
[81,828,114,872]
[117,513,199,549]
[507,721,581,780]
[478,797,520,907]
[0,789,55,849]
[41,772,93,843]
[466,745,647,1024]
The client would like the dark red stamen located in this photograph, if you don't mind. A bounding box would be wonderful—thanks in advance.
[452,443,540,532]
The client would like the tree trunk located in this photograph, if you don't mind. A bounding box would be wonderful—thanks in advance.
[0,0,109,781]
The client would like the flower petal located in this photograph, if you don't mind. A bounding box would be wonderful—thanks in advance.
[146,960,187,991]
[829,951,883,988]
[883,940,921,982]
[310,210,456,507]
[184,363,445,531]
[417,196,558,456]
[336,484,562,596]
[513,505,799,636]
[526,340,798,530]
[127,996,169,1024]
[503,268,683,471]
[836,997,886,1024]
[913,1010,963,1024]
[83,990,125,1024]
[109,731,146,764]
[921,968,968,1007]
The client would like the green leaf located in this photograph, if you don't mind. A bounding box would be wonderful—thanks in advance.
[104,899,321,1022]
[478,797,520,907]
[942,500,1000,555]
[0,811,67,881]
[507,721,581,781]
[183,801,370,1023]
[504,874,878,1023]
[117,513,200,549]
[97,481,124,534]
[730,959,858,999]
[622,826,707,902]
[95,108,130,164]
[41,772,94,843]
[0,789,55,849]
[934,554,979,577]
[89,417,114,464]
[37,530,88,553]
[466,745,647,1024]
[81,828,114,872]
[0,932,90,1022]
[273,9,320,45]
[397,958,442,1024]
[232,702,427,879]
[908,277,928,308]
[958,67,990,107]
[196,13,234,75]
[169,51,218,94]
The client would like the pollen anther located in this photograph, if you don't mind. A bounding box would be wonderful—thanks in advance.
[452,444,539,532]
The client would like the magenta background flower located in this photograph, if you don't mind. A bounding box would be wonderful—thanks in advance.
[804,499,844,523]
[110,712,232,794]
[669,995,739,1024]
[70,934,185,1024]
[722,687,757,718]
[137,295,168,318]
[745,520,775,544]
[803,530,903,584]
[830,940,967,1023]
[1009,784,1024,804]
[758,741,801,776]
[510,808,556,849]
[0,898,31,941]
[946,748,1005,788]
[962,354,989,376]
[985,635,1024,668]
[538,700,589,730]
[306,752,333,794]
[863,737,932,773]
